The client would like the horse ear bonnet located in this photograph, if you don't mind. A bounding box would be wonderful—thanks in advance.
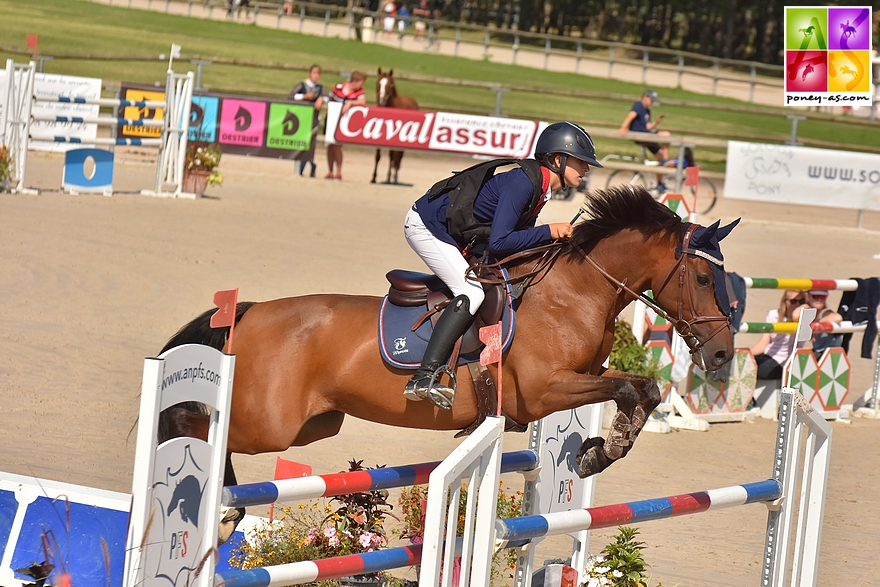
[676,218,741,315]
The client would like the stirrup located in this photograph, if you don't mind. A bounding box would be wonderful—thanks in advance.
[426,365,457,410]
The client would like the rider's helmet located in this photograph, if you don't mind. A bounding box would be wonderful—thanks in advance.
[534,121,602,186]
[643,88,659,105]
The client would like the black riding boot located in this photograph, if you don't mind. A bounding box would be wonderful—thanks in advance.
[404,295,475,409]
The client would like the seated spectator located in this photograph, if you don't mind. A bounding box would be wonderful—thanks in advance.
[412,0,430,38]
[749,290,808,380]
[806,289,843,359]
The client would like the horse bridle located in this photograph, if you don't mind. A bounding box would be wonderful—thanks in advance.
[470,225,730,357]
[573,225,730,357]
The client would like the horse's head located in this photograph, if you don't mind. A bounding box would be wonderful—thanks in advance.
[653,219,739,371]
[376,67,395,107]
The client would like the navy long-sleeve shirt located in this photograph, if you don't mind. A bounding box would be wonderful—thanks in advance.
[413,166,552,257]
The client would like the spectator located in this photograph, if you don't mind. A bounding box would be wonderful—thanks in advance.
[325,71,367,180]
[397,3,410,35]
[412,0,430,38]
[618,89,672,189]
[288,64,326,178]
[382,0,397,38]
[749,290,808,380]
[806,289,843,359]
[283,0,293,15]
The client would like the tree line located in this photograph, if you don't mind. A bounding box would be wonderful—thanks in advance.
[340,0,876,66]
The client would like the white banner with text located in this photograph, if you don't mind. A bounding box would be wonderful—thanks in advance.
[724,140,880,211]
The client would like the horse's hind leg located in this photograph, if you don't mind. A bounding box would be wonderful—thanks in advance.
[391,151,403,184]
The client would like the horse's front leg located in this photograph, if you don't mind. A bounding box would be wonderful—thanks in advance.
[584,368,661,468]
[533,370,659,479]
[371,149,381,183]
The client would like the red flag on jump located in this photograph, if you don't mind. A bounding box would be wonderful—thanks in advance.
[684,165,700,187]
[26,34,37,60]
[479,323,503,416]
[210,288,239,352]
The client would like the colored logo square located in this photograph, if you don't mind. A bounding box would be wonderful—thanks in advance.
[828,8,871,50]
[785,7,828,51]
[265,104,314,151]
[218,99,265,147]
[828,50,871,93]
[189,96,219,143]
[121,88,164,138]
[785,51,827,92]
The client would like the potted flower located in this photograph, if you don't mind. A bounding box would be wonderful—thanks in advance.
[232,459,394,586]
[183,140,223,197]
[0,144,12,192]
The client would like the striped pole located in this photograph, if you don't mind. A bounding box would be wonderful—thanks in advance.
[41,96,166,109]
[222,449,538,508]
[215,544,426,587]
[742,278,858,291]
[31,115,164,127]
[496,480,781,545]
[736,320,877,335]
[29,136,162,146]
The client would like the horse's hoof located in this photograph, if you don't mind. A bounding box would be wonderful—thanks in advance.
[605,411,633,459]
[217,506,244,546]
[576,437,608,478]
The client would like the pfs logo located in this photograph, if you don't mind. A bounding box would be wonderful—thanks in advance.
[393,337,409,356]
[149,443,209,585]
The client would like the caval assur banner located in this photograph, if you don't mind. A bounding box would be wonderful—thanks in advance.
[326,103,541,159]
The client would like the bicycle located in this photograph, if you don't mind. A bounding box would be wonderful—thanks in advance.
[602,152,717,215]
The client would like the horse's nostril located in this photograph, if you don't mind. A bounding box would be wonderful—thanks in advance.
[714,350,728,365]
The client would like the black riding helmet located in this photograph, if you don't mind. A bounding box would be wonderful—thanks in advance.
[534,121,603,187]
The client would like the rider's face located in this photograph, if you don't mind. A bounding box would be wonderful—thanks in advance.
[562,156,591,187]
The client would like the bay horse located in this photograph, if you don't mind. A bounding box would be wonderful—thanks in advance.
[159,186,735,503]
[371,68,418,185]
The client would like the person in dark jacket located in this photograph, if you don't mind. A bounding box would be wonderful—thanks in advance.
[401,121,603,407]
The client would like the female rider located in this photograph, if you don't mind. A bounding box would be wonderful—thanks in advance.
[402,121,603,407]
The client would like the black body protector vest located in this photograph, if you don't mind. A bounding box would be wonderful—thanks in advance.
[426,158,545,250]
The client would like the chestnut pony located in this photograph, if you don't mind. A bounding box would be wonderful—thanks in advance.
[371,68,418,184]
[160,186,734,487]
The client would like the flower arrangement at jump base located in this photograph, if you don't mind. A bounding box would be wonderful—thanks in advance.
[183,140,223,196]
[396,481,523,586]
[0,144,13,190]
[579,526,668,587]
[232,459,394,584]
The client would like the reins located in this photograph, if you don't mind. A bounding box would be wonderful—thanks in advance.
[467,224,730,357]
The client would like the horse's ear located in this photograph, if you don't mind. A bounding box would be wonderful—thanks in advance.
[377,67,383,75]
[716,218,741,241]
[690,220,719,247]
[389,69,394,76]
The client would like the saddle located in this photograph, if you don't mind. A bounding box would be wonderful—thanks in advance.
[384,267,527,437]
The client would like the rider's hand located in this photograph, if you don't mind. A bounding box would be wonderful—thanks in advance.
[549,223,574,240]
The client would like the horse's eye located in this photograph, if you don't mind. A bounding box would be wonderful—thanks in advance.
[697,275,711,287]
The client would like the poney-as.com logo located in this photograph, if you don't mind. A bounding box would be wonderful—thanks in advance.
[783,6,873,107]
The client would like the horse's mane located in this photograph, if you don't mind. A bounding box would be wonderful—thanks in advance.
[566,185,683,255]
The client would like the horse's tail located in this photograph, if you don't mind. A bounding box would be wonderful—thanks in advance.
[157,301,256,442]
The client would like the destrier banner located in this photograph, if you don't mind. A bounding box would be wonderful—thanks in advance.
[724,139,880,211]
[326,102,540,158]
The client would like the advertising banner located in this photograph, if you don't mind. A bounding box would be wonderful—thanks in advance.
[724,140,880,211]
[327,103,540,159]
[118,85,315,159]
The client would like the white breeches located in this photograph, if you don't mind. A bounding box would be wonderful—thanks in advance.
[404,208,484,316]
